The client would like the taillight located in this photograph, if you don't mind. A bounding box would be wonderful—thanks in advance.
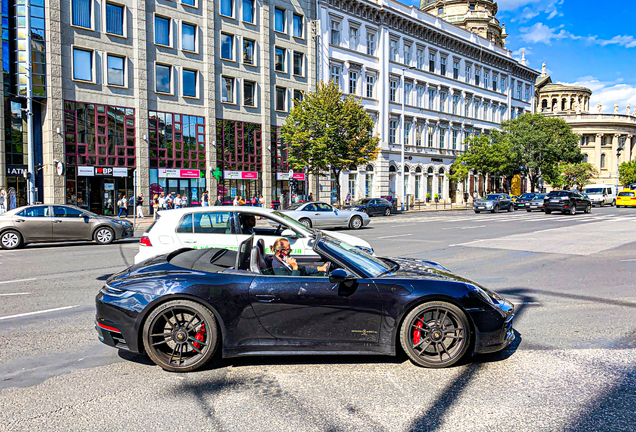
[139,235,152,247]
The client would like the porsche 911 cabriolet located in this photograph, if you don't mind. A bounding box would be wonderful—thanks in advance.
[96,233,515,372]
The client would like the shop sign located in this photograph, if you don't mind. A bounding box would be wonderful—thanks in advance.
[276,173,306,181]
[180,169,200,178]
[95,167,114,176]
[112,167,128,177]
[77,166,95,177]
[224,171,258,180]
[6,165,27,176]
[104,183,115,190]
[159,169,201,178]
[431,158,444,163]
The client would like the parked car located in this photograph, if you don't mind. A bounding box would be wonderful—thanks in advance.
[135,206,373,264]
[582,184,616,207]
[0,204,133,250]
[280,201,370,229]
[513,193,537,210]
[525,194,547,212]
[543,191,592,215]
[616,190,636,208]
[97,231,515,372]
[345,198,392,216]
[473,194,515,213]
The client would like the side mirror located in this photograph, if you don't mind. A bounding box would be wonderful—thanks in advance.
[281,228,298,239]
[329,268,356,284]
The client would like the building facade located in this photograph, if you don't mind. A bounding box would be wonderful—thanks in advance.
[318,0,537,205]
[536,69,636,187]
[1,0,315,213]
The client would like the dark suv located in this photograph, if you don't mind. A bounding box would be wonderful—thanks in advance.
[544,191,592,215]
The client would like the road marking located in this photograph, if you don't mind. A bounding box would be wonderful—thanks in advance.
[442,225,486,230]
[0,292,31,297]
[0,305,80,321]
[0,278,36,285]
[377,234,413,239]
[621,259,636,262]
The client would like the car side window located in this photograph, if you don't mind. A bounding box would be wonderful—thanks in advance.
[52,206,84,218]
[193,212,233,234]
[18,206,49,217]
[303,204,317,212]
[176,214,194,233]
[315,203,333,212]
[369,199,377,205]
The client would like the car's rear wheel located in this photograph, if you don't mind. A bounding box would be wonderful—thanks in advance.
[384,207,391,216]
[94,227,115,245]
[612,199,616,207]
[508,204,514,212]
[143,300,219,372]
[0,230,23,250]
[474,211,480,214]
[299,218,312,228]
[545,209,552,214]
[400,301,470,368]
[569,204,576,215]
[526,209,532,212]
[349,216,363,230]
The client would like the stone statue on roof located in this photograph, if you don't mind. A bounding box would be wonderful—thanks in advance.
[597,102,602,114]
[541,62,546,77]
[614,104,619,114]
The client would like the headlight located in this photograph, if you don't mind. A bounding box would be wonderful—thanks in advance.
[466,283,496,306]
[112,219,131,226]
[100,284,135,298]
[355,245,374,255]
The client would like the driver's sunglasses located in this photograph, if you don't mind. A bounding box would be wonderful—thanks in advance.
[280,248,292,252]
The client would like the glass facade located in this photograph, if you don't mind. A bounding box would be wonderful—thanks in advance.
[148,111,205,169]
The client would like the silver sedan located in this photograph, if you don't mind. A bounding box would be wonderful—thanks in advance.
[279,201,371,230]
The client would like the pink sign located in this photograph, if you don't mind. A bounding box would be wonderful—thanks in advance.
[292,173,306,180]
[180,169,200,178]
[242,171,258,179]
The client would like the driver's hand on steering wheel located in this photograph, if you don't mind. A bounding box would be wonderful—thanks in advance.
[318,262,331,272]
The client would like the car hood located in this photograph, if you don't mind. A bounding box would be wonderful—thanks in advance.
[320,230,372,249]
[379,257,467,282]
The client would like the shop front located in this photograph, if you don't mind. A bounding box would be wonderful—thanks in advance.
[5,165,28,210]
[273,172,307,206]
[66,166,133,215]
[218,171,261,203]
[150,168,206,206]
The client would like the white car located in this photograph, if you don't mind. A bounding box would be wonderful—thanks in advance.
[279,201,370,229]
[135,206,374,264]
[582,184,617,207]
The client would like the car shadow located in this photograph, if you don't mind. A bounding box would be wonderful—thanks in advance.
[23,238,138,250]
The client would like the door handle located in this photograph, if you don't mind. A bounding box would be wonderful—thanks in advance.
[315,213,320,215]
[15,219,25,223]
[53,220,63,223]
[256,294,277,302]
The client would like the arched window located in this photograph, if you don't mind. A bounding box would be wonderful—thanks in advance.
[601,153,606,168]
[404,164,411,173]
[415,166,422,173]
[366,164,374,172]
[438,168,445,175]
[561,99,567,111]
[541,99,548,111]
[389,165,397,173]
[427,167,433,175]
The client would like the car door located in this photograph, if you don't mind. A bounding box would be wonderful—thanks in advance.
[316,202,343,227]
[367,199,378,215]
[51,206,93,240]
[248,273,383,344]
[175,210,239,251]
[13,206,52,242]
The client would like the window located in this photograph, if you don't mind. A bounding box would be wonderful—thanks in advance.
[517,83,522,99]
[583,154,588,163]
[404,122,411,145]
[469,3,475,10]
[274,8,285,32]
[242,0,254,23]
[73,48,93,81]
[330,64,341,87]
[330,20,340,45]
[243,39,255,64]
[389,120,397,144]
[105,3,124,36]
[501,77,506,92]
[276,87,286,111]
[366,74,375,98]
[601,153,606,168]
[492,74,497,91]
[475,68,481,86]
[222,76,234,103]
[274,47,285,72]
[106,54,125,86]
[416,86,424,107]
[72,0,91,28]
[155,16,171,46]
[244,80,255,106]
[404,82,411,105]
[428,88,435,110]
[220,0,233,17]
[193,212,233,234]
[53,206,85,218]
[389,79,398,102]
[350,27,359,50]
[429,53,435,72]
[438,7,444,13]
[525,85,531,102]
[183,69,197,97]
[293,90,303,104]
[440,129,445,148]
[440,92,447,113]
[221,33,233,60]
[404,43,412,65]
[416,125,423,146]
[367,32,376,55]
[417,49,424,69]
[292,52,303,76]
[484,71,489,89]
[427,125,434,147]
[452,130,458,149]
[389,39,398,62]
[18,206,49,217]
[465,98,471,117]
[182,23,196,52]
[453,61,459,79]
[465,65,471,83]
[293,14,303,37]
[155,64,171,93]
[440,57,446,76]
[182,0,196,7]
[452,94,459,115]
[349,71,358,95]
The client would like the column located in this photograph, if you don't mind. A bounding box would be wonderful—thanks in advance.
[612,134,620,178]
[0,31,4,191]
[595,134,603,170]
[626,135,633,163]
[260,0,272,206]
[133,0,150,214]
[204,0,217,198]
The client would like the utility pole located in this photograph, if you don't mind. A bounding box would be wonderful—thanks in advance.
[617,135,625,191]
[25,0,35,205]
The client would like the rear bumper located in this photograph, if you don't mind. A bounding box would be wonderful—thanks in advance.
[544,202,569,211]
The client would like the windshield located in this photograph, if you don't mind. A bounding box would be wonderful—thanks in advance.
[548,191,569,197]
[286,203,304,211]
[352,198,372,206]
[532,194,546,200]
[584,188,603,194]
[484,195,500,201]
[520,193,535,199]
[318,235,391,277]
[271,211,314,236]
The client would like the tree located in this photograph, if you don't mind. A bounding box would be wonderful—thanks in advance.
[281,81,380,205]
[449,133,513,191]
[619,160,636,188]
[545,162,598,190]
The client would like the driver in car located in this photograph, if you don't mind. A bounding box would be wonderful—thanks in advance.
[241,214,257,234]
[270,238,330,276]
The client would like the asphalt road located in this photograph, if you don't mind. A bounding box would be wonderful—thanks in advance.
[1,206,635,431]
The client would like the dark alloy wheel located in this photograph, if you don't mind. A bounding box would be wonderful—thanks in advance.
[569,204,576,215]
[585,204,592,213]
[400,301,470,368]
[545,209,552,214]
[349,216,363,230]
[384,207,391,216]
[143,300,219,372]
[94,227,115,245]
[507,204,514,212]
[299,218,312,228]
[0,230,23,250]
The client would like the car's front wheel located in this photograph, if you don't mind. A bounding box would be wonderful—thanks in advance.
[545,209,552,214]
[143,300,219,372]
[474,211,480,214]
[400,301,471,368]
[349,216,363,230]
[299,218,312,228]
[0,230,23,250]
[384,207,391,216]
[508,204,514,212]
[94,227,115,244]
[492,205,499,214]
[585,204,592,213]
[569,204,576,215]
[612,199,616,207]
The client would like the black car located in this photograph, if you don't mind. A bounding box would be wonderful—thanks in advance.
[346,198,392,216]
[96,233,514,372]
[544,190,592,215]
[473,194,515,213]
[513,193,537,210]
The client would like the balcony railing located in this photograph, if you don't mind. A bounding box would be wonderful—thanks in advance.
[543,111,636,123]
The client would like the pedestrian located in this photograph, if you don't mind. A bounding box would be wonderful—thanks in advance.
[182,195,188,208]
[346,193,351,206]
[463,191,469,203]
[252,195,258,206]
[166,193,173,209]
[0,189,6,214]
[233,196,239,206]
[201,190,209,207]
[238,196,246,206]
[153,194,159,219]
[159,192,166,210]
[174,194,182,209]
[118,195,128,218]
[308,192,314,202]
[472,190,478,202]
[280,190,287,210]
[259,194,264,207]
[215,194,223,206]
[136,193,144,218]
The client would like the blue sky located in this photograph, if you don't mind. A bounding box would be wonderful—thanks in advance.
[402,0,636,113]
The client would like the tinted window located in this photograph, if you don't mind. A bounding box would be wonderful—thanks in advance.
[303,203,317,211]
[618,192,635,197]
[315,203,333,211]
[52,206,85,218]
[285,203,304,211]
[352,198,372,206]
[485,195,500,200]
[177,214,194,233]
[584,188,603,194]
[606,188,612,194]
[18,206,49,217]
[547,191,569,197]
[520,194,535,199]
[193,212,233,234]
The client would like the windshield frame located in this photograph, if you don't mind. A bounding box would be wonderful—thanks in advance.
[584,188,604,194]
[314,233,391,278]
[484,195,501,201]
[352,198,372,206]
[270,210,315,237]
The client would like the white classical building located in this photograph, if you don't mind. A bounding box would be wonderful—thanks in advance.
[317,0,539,205]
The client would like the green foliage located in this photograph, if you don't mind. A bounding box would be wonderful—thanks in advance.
[547,162,598,190]
[619,160,636,187]
[281,81,380,204]
[449,134,513,183]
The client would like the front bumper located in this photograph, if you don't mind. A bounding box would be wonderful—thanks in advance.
[473,205,493,211]
[471,299,515,355]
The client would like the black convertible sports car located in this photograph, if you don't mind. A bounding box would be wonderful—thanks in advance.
[96,233,515,372]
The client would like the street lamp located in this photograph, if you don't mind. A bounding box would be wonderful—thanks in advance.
[400,66,415,211]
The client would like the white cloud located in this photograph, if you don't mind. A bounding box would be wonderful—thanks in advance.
[520,23,580,44]
[502,0,563,21]
[557,77,636,114]
[586,35,636,48]
[511,47,532,65]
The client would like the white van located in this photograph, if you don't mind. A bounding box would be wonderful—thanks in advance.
[583,184,617,207]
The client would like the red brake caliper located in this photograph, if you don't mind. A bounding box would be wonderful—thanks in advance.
[413,321,424,346]
[192,323,206,350]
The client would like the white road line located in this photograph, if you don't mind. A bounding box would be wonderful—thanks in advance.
[377,234,413,239]
[0,292,31,297]
[0,305,80,321]
[620,259,636,262]
[0,278,37,285]
[442,225,486,230]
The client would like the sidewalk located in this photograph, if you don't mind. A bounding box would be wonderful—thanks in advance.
[394,204,472,214]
